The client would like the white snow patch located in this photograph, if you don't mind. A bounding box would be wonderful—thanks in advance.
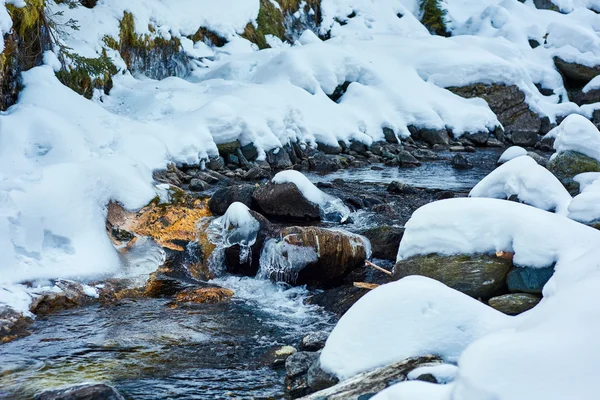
[552,114,600,161]
[497,146,527,163]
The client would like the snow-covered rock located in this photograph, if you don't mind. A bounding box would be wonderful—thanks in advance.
[497,146,527,163]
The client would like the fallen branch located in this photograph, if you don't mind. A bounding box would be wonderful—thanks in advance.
[353,282,380,290]
[365,260,392,276]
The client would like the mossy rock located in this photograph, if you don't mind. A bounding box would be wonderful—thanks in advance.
[488,293,541,315]
[547,150,600,194]
[393,254,512,299]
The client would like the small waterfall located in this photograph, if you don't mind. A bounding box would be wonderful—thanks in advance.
[257,238,318,284]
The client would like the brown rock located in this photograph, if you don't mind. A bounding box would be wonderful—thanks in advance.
[174,286,234,304]
[0,307,33,344]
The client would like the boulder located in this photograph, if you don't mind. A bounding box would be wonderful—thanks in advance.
[451,154,473,169]
[34,384,125,400]
[382,127,398,143]
[188,178,208,191]
[448,84,542,137]
[208,184,256,215]
[506,266,554,294]
[206,156,225,171]
[243,166,270,180]
[317,142,342,155]
[397,151,421,167]
[511,131,539,147]
[261,226,369,288]
[463,131,489,146]
[216,140,241,156]
[267,147,293,169]
[548,150,600,194]
[554,57,600,83]
[285,351,320,398]
[301,331,330,351]
[253,183,321,220]
[241,143,259,161]
[360,226,405,260]
[410,148,438,160]
[526,151,547,167]
[386,181,414,194]
[307,361,340,393]
[0,306,33,344]
[153,163,192,186]
[173,286,234,304]
[410,126,450,146]
[393,254,512,299]
[298,356,443,400]
[488,293,541,315]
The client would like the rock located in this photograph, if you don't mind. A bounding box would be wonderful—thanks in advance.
[285,351,320,398]
[410,148,438,160]
[307,360,340,393]
[526,151,547,167]
[415,373,438,383]
[382,127,398,143]
[511,131,539,147]
[217,140,241,156]
[173,286,234,304]
[360,226,405,261]
[537,134,555,152]
[30,280,94,316]
[267,147,293,169]
[188,178,208,191]
[206,156,225,171]
[243,166,270,180]
[253,182,321,220]
[241,143,259,161]
[533,0,560,10]
[393,254,512,299]
[488,293,541,315]
[298,356,443,400]
[309,153,343,173]
[208,184,256,215]
[449,145,466,152]
[262,226,369,288]
[317,142,342,155]
[410,126,450,146]
[153,163,191,186]
[451,154,473,169]
[308,286,368,317]
[0,306,33,344]
[386,181,414,194]
[34,384,125,400]
[506,266,554,294]
[463,131,489,146]
[144,265,206,297]
[301,331,330,351]
[265,345,298,367]
[548,150,600,193]
[487,137,505,148]
[554,57,600,83]
[349,141,368,154]
[448,84,542,138]
[397,151,421,167]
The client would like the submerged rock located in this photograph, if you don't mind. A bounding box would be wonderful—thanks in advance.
[34,383,125,400]
[393,254,512,299]
[547,150,600,194]
[488,293,541,315]
[259,226,369,288]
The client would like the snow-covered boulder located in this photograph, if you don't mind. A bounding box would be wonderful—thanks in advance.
[258,226,369,288]
[319,276,509,380]
[469,156,572,215]
[497,146,527,164]
[253,171,350,223]
[568,173,600,225]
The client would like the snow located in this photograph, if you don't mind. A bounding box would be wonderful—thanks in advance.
[551,113,600,161]
[469,156,572,215]
[371,381,452,400]
[319,276,509,380]
[497,146,527,163]
[407,364,459,384]
[272,170,350,222]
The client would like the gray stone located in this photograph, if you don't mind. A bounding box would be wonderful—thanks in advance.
[382,127,398,143]
[34,384,125,400]
[511,131,539,147]
[243,166,270,181]
[317,142,342,155]
[393,254,512,299]
[526,151,547,167]
[208,184,256,215]
[547,150,600,194]
[463,131,489,146]
[360,225,405,261]
[309,153,343,173]
[411,127,450,146]
[387,181,415,194]
[286,351,320,378]
[253,182,321,220]
[301,331,330,351]
[241,143,259,161]
[488,293,542,315]
[507,266,554,294]
[308,360,340,393]
[266,147,293,169]
[188,178,208,192]
[554,57,600,83]
[206,156,225,171]
[411,148,438,160]
[397,151,421,167]
[452,154,473,169]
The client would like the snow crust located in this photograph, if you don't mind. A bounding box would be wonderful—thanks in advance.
[497,146,527,163]
[469,156,572,215]
[272,170,350,222]
[319,276,509,380]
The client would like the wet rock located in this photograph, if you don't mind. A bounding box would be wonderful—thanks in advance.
[463,131,489,146]
[243,166,271,181]
[285,351,320,398]
[262,226,368,288]
[301,331,329,351]
[241,143,259,161]
[410,126,450,146]
[153,163,191,186]
[451,154,473,169]
[448,84,542,138]
[267,147,293,169]
[30,281,95,316]
[308,286,367,317]
[554,57,600,83]
[210,185,255,216]
[299,356,443,400]
[507,266,554,294]
[449,145,466,152]
[488,293,541,315]
[0,307,33,344]
[309,153,343,173]
[188,178,208,192]
[511,131,539,147]
[386,181,414,194]
[265,345,298,367]
[34,383,125,400]
[253,183,321,221]
[206,156,225,171]
[547,150,600,194]
[307,360,340,393]
[393,254,512,299]
[174,286,234,304]
[317,142,343,155]
[382,127,398,143]
[526,151,547,167]
[144,265,204,297]
[360,226,405,261]
[397,151,421,167]
[411,148,438,160]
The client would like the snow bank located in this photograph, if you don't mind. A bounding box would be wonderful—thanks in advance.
[497,146,527,163]
[469,156,572,215]
[319,276,509,380]
[272,170,350,222]
[551,114,600,161]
